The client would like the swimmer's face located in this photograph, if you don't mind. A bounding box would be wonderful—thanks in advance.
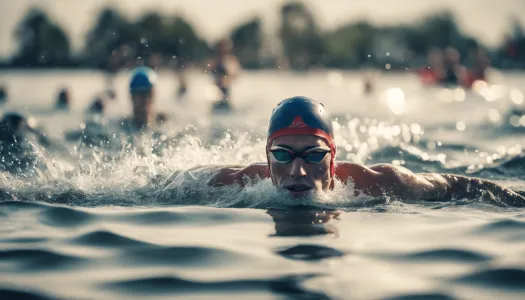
[268,135,332,198]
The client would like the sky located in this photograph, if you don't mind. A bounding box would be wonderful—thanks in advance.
[0,0,524,59]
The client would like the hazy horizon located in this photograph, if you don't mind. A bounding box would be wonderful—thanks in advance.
[0,0,524,59]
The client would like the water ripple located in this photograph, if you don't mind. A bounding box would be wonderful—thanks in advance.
[119,245,251,267]
[0,248,86,271]
[399,248,492,263]
[71,230,152,248]
[383,293,457,300]
[39,206,94,227]
[102,274,328,299]
[454,267,525,290]
[0,288,59,300]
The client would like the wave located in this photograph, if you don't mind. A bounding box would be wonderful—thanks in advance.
[394,248,492,263]
[0,248,86,271]
[454,267,525,290]
[0,289,59,300]
[102,273,328,299]
[383,293,457,300]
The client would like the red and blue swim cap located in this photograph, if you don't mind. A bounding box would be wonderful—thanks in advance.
[267,96,336,176]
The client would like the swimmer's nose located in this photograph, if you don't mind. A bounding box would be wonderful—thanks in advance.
[289,158,307,178]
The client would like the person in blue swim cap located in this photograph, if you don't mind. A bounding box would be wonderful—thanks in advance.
[179,96,525,206]
[128,67,162,129]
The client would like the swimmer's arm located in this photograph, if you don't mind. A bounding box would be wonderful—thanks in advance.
[337,163,435,199]
[338,163,525,206]
[421,174,525,207]
[208,163,268,187]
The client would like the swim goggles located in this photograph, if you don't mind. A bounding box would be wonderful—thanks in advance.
[269,146,330,164]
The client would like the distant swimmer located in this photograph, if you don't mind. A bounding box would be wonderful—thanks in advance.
[363,72,375,95]
[164,96,525,207]
[170,56,188,101]
[104,44,130,101]
[464,47,491,88]
[419,48,445,85]
[66,68,171,154]
[176,72,188,100]
[124,66,168,131]
[0,84,7,105]
[88,95,106,115]
[0,112,52,173]
[439,47,467,87]
[55,87,71,110]
[207,38,241,112]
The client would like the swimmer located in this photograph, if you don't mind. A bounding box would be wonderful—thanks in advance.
[66,68,167,151]
[125,66,166,131]
[170,56,188,101]
[419,48,445,85]
[55,87,71,110]
[176,72,188,100]
[88,96,106,114]
[0,84,7,104]
[440,47,467,86]
[464,47,491,88]
[207,38,241,112]
[363,72,375,95]
[181,96,525,206]
[0,112,53,173]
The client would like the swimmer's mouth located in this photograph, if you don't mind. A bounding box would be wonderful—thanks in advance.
[283,185,313,196]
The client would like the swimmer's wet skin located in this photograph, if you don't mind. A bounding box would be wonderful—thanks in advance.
[204,96,525,207]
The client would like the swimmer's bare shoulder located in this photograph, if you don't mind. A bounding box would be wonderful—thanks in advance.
[208,162,268,187]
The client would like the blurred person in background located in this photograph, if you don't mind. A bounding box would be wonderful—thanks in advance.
[464,47,491,88]
[419,48,445,85]
[170,56,188,101]
[65,67,168,150]
[104,44,130,101]
[0,84,7,105]
[207,38,241,112]
[87,95,107,115]
[55,87,71,110]
[124,66,167,131]
[0,112,55,173]
[439,46,467,87]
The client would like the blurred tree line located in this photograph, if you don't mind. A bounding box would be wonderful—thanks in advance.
[5,2,525,70]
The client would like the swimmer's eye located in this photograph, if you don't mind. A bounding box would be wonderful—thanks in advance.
[303,151,329,163]
[270,149,294,164]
